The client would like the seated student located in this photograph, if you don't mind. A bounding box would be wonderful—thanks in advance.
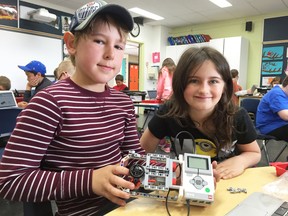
[113,74,129,91]
[256,76,288,142]
[17,60,52,108]
[0,75,11,90]
[55,58,75,81]
[140,46,261,180]
[231,69,257,104]
[269,76,282,88]
[0,76,12,156]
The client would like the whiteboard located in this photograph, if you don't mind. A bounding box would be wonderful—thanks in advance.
[0,29,62,90]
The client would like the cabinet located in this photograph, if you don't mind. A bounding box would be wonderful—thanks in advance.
[223,37,249,89]
[165,36,249,88]
[166,42,209,64]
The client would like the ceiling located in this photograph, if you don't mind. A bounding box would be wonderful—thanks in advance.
[41,0,288,28]
[38,0,288,56]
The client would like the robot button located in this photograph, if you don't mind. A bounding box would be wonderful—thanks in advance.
[195,179,202,185]
[205,188,210,193]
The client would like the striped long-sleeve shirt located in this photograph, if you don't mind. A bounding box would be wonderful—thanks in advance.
[0,78,145,215]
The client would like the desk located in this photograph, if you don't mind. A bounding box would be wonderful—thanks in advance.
[134,103,161,131]
[107,166,278,216]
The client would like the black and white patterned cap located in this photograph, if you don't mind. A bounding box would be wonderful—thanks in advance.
[69,0,134,32]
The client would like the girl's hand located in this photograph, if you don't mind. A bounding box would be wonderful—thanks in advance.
[92,165,135,206]
[216,156,245,179]
[212,161,220,188]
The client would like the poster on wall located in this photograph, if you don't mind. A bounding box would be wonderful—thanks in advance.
[0,4,17,20]
[0,0,18,27]
[261,61,283,75]
[262,46,284,60]
[61,16,71,33]
[261,76,277,86]
[261,46,284,75]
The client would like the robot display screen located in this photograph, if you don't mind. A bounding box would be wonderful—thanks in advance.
[187,156,208,170]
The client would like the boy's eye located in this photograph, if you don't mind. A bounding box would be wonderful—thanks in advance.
[115,45,124,50]
[94,39,104,44]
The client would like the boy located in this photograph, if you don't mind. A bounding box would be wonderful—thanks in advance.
[17,60,52,108]
[55,58,75,81]
[0,1,144,215]
[0,75,11,90]
[113,74,129,91]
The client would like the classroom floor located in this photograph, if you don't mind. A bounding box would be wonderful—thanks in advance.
[0,112,287,215]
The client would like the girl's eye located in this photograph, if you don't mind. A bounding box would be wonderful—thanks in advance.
[210,79,219,84]
[188,79,198,84]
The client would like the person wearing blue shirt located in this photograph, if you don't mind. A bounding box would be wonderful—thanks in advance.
[256,76,288,142]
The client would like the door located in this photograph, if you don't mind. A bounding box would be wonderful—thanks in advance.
[129,63,139,90]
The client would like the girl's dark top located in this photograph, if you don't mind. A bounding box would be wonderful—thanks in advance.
[148,103,257,162]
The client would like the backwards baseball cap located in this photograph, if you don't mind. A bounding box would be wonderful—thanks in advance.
[69,0,134,33]
[18,60,46,75]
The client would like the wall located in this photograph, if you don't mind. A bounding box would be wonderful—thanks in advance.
[0,29,62,90]
[168,11,288,88]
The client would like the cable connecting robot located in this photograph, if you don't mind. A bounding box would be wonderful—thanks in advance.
[120,151,215,207]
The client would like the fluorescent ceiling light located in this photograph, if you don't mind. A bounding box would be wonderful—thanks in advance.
[129,7,164,20]
[209,0,232,8]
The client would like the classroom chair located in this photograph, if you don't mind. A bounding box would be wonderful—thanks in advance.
[240,98,287,164]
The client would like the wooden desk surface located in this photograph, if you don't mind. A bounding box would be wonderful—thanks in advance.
[107,166,277,216]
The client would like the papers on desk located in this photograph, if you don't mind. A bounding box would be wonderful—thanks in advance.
[130,95,143,102]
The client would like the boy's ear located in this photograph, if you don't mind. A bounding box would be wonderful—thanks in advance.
[63,32,76,55]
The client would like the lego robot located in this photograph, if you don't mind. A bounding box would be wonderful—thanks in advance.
[120,151,215,206]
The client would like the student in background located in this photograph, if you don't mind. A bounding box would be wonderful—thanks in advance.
[231,69,257,105]
[0,1,144,215]
[231,69,243,104]
[0,75,11,90]
[140,46,261,180]
[0,76,12,155]
[55,58,75,81]
[256,76,288,142]
[113,74,129,91]
[269,76,282,88]
[17,60,52,108]
[155,58,176,153]
[156,58,176,101]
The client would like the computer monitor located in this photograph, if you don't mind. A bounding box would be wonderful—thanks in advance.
[147,90,157,99]
[0,91,18,109]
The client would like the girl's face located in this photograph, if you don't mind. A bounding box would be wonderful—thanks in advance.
[184,60,225,114]
[72,21,126,91]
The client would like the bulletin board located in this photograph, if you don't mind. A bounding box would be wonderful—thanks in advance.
[0,29,62,90]
[260,16,288,86]
[261,43,288,86]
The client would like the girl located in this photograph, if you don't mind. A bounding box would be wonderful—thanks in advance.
[141,46,261,180]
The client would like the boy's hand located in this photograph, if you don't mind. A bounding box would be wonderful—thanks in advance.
[18,101,28,108]
[92,165,135,206]
[27,77,40,89]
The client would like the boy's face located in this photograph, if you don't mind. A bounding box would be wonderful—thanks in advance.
[25,72,42,87]
[116,80,123,86]
[73,21,126,89]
